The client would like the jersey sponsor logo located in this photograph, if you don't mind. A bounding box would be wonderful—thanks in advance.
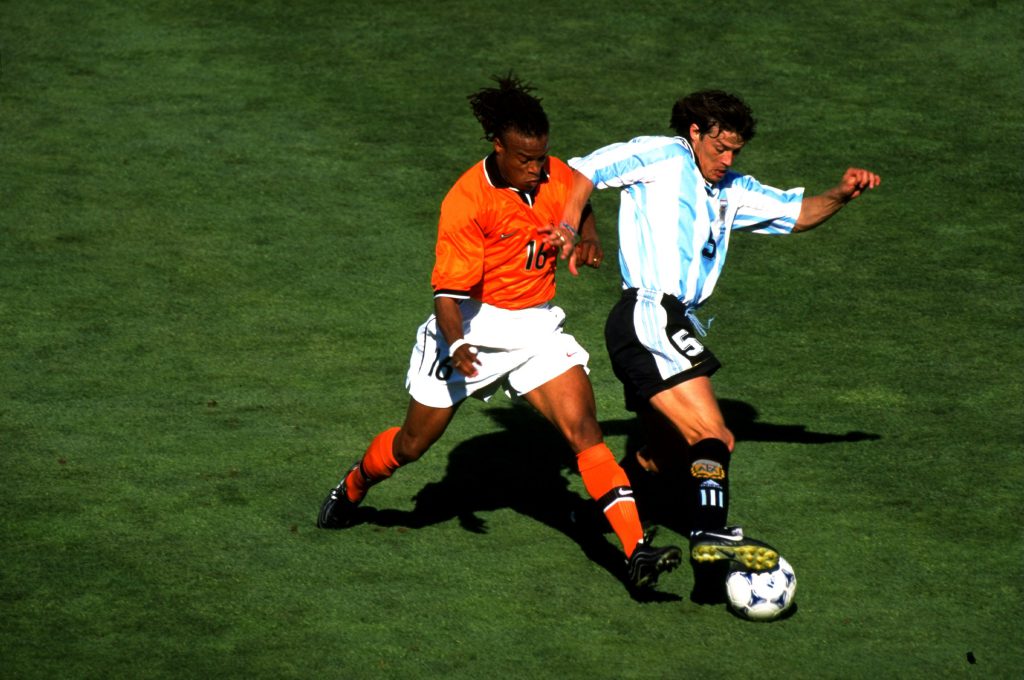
[691,459,725,480]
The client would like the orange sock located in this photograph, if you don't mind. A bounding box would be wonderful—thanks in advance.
[576,442,644,557]
[344,427,401,503]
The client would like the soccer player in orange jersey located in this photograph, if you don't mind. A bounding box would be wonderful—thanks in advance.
[317,74,681,590]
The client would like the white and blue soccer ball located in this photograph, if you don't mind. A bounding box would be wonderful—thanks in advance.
[725,555,797,621]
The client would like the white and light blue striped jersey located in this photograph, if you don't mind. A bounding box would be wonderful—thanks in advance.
[569,136,804,309]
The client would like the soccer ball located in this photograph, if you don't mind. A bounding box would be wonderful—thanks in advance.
[725,556,797,621]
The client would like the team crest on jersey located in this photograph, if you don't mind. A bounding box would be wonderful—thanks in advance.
[691,459,726,480]
[719,198,728,222]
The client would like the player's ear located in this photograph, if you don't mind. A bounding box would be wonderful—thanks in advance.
[689,123,702,145]
[493,135,506,155]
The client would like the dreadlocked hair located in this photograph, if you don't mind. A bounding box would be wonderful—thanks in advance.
[468,72,549,142]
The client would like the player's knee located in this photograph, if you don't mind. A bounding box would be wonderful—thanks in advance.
[688,421,733,451]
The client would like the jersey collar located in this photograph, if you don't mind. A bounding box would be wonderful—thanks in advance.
[679,136,720,195]
[484,152,548,205]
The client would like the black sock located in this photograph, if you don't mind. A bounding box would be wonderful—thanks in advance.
[685,438,731,534]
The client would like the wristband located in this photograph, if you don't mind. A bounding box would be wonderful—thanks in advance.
[559,221,579,238]
[449,338,476,355]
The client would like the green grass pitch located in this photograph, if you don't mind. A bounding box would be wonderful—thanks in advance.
[2,0,1022,677]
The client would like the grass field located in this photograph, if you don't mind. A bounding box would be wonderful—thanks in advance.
[2,0,1022,677]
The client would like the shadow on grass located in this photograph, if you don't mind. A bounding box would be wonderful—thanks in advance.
[357,400,879,601]
[609,399,882,537]
[717,399,882,446]
[360,406,677,601]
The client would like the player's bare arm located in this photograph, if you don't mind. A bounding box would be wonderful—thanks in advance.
[539,205,601,276]
[549,169,597,261]
[793,167,881,232]
[434,295,481,377]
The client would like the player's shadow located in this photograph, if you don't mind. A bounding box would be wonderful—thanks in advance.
[361,405,678,602]
[611,397,882,463]
[718,399,881,446]
[608,398,882,537]
[359,400,879,600]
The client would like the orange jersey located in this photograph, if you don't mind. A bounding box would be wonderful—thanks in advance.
[431,155,573,310]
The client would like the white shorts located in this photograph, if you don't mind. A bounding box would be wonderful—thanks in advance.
[406,300,590,408]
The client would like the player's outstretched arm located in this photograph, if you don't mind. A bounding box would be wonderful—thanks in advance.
[793,167,881,233]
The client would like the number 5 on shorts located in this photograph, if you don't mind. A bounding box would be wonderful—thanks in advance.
[669,328,705,358]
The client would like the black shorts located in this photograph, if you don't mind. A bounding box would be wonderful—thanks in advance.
[604,288,721,412]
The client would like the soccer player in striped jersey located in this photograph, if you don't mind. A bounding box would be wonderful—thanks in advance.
[317,74,682,590]
[556,89,881,602]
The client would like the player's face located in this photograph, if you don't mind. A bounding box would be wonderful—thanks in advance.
[494,130,549,193]
[689,124,745,184]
